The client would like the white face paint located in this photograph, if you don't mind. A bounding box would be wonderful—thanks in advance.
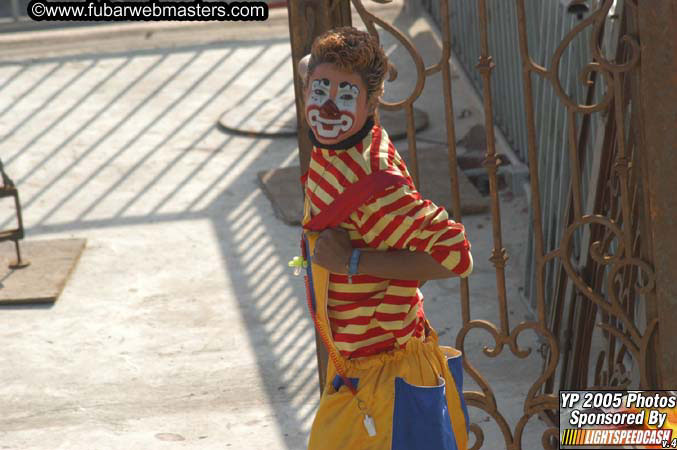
[307,110,353,138]
[306,79,359,139]
[308,79,330,107]
[335,82,359,113]
[304,63,369,145]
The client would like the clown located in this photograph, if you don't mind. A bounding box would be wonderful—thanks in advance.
[306,76,361,140]
[296,27,473,450]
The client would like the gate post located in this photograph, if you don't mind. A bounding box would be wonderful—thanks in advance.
[287,0,352,394]
[636,0,677,388]
[287,1,352,174]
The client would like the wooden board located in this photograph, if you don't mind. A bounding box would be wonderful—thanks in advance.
[411,146,490,216]
[258,167,305,225]
[258,155,488,227]
[0,238,86,305]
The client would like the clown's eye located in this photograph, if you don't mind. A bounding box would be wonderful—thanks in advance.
[340,94,354,101]
[314,89,326,96]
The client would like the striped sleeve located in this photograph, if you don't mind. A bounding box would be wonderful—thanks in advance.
[350,177,474,278]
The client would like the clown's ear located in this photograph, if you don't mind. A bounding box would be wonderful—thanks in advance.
[298,54,311,86]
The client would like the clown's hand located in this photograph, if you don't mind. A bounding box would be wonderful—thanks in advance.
[312,228,352,274]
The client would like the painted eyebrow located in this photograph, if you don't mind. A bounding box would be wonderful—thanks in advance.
[339,82,358,89]
[320,78,330,86]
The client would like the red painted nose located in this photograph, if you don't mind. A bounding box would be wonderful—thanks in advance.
[319,99,341,120]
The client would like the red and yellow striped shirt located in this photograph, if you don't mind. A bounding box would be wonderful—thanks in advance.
[302,124,473,359]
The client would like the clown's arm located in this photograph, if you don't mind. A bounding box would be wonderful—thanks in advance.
[312,183,473,281]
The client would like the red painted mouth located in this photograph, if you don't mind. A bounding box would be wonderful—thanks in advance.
[305,105,355,140]
[306,104,354,124]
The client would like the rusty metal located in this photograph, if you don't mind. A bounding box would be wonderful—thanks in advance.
[347,0,476,325]
[551,0,658,391]
[453,0,663,446]
[540,3,645,397]
[567,8,646,391]
[350,0,427,188]
[287,0,352,394]
[349,0,482,382]
[447,0,560,448]
[287,0,352,176]
[0,159,29,269]
[512,0,667,445]
[288,0,671,446]
[635,0,677,388]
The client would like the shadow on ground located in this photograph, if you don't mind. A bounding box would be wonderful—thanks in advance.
[0,6,548,449]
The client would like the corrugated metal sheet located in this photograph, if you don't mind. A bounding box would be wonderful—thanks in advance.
[422,0,607,314]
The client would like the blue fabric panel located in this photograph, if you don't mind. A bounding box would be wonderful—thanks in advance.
[331,375,359,393]
[303,236,316,313]
[447,355,470,434]
[391,377,457,450]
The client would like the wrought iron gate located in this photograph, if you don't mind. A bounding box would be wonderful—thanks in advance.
[287,1,675,448]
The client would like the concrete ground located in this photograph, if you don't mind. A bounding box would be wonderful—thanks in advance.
[0,3,550,449]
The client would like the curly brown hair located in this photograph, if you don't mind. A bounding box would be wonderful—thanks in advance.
[305,27,394,110]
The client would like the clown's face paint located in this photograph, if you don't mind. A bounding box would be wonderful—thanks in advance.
[305,63,370,145]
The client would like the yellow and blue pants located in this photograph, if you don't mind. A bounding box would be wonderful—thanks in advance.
[304,232,469,450]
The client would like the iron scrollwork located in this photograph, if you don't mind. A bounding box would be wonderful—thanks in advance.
[343,0,655,448]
